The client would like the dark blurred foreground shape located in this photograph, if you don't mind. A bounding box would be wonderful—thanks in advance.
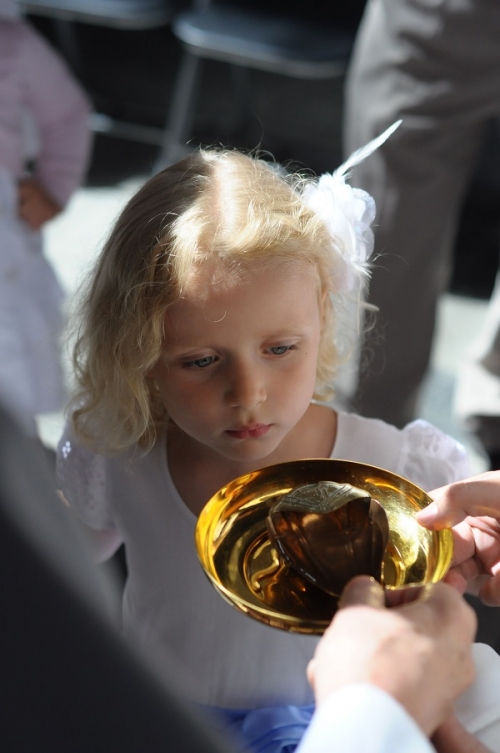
[0,403,231,752]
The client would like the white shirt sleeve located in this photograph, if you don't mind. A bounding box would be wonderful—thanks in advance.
[333,412,471,491]
[398,419,471,490]
[297,684,434,753]
[56,423,124,562]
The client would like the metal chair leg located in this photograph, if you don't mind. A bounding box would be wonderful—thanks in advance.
[155,49,203,170]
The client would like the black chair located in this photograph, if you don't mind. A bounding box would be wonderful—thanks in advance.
[19,0,173,26]
[19,0,180,146]
[157,0,357,167]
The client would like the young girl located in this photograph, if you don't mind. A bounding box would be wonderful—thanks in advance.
[57,139,470,752]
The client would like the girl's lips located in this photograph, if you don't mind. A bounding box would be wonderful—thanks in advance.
[226,424,271,439]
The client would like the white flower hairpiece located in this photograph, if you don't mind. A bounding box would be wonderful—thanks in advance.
[302,120,402,293]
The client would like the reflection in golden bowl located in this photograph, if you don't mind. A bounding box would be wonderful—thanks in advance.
[195,459,453,635]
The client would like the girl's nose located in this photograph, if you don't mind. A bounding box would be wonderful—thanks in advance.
[226,363,266,409]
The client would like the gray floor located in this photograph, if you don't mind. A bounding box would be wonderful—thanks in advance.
[419,295,490,474]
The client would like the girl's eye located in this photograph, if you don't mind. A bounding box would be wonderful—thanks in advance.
[268,344,295,356]
[184,355,217,369]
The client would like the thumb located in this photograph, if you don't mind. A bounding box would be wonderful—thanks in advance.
[338,575,385,609]
[418,472,500,530]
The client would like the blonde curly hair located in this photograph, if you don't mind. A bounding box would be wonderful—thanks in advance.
[70,148,356,453]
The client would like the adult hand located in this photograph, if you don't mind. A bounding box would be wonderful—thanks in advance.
[417,472,500,605]
[307,576,476,737]
[18,178,62,230]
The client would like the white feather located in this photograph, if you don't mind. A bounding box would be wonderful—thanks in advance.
[334,120,402,179]
[301,120,402,293]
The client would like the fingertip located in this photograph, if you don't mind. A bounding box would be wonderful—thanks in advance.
[416,502,439,528]
[339,576,385,609]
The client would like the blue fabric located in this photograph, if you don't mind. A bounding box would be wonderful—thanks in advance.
[202,702,315,753]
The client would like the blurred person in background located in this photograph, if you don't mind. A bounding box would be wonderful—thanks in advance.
[0,0,91,435]
[343,0,500,470]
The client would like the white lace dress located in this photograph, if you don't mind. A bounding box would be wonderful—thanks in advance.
[57,409,470,710]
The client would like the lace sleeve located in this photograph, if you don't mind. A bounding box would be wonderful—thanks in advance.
[398,419,472,492]
[56,424,116,531]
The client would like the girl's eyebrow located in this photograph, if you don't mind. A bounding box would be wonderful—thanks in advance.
[161,339,206,354]
[163,327,311,352]
[262,324,316,338]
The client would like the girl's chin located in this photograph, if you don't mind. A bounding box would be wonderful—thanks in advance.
[217,437,285,465]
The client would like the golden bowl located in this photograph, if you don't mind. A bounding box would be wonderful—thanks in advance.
[195,459,453,634]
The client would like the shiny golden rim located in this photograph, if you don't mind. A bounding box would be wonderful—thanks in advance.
[195,459,453,634]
